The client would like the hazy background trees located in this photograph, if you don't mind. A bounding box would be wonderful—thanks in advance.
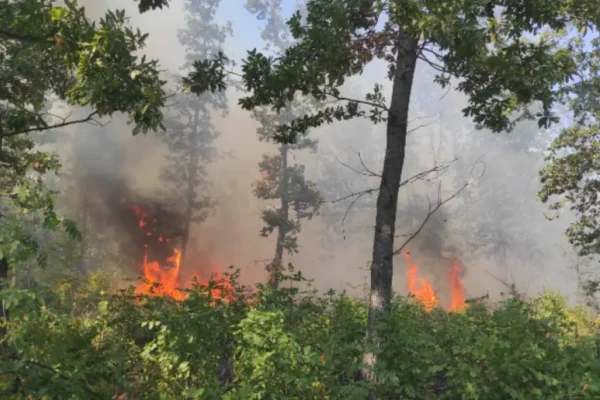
[0,0,580,307]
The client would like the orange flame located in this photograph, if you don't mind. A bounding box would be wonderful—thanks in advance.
[129,201,229,302]
[136,248,186,301]
[448,260,466,312]
[403,252,467,312]
[403,252,439,311]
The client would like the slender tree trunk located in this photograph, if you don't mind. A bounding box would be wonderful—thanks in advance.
[0,257,8,338]
[77,191,89,273]
[361,31,419,386]
[496,226,509,287]
[0,112,8,338]
[270,144,289,290]
[181,109,201,270]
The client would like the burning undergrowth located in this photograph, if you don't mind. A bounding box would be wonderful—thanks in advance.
[75,173,465,308]
[79,174,228,300]
[403,251,467,312]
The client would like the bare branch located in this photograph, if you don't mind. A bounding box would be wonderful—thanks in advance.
[408,117,440,134]
[3,111,100,137]
[327,187,379,204]
[357,152,381,177]
[417,53,447,73]
[322,90,389,111]
[398,158,457,189]
[393,158,486,255]
[421,46,446,60]
[439,82,452,100]
[408,113,440,125]
[328,147,379,177]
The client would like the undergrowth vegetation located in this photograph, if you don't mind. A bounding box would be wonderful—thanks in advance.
[0,269,599,399]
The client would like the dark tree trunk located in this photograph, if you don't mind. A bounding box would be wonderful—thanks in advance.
[270,144,289,290]
[362,31,419,385]
[77,191,89,273]
[0,257,8,337]
[0,112,8,337]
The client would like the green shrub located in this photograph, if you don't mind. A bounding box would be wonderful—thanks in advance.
[1,270,599,399]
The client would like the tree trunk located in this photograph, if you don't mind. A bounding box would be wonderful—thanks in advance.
[181,109,201,271]
[361,31,419,386]
[77,191,89,273]
[270,144,289,290]
[496,227,509,290]
[0,257,8,338]
[0,112,8,338]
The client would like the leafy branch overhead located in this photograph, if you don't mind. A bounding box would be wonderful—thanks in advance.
[538,36,600,257]
[0,0,172,274]
[135,0,171,13]
[1,0,167,138]
[186,1,596,142]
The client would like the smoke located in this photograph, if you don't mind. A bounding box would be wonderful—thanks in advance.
[46,0,582,304]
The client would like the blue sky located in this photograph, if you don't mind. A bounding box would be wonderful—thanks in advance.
[217,1,297,58]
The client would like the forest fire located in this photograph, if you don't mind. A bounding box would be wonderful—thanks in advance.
[115,196,228,301]
[403,252,466,312]
[138,248,185,300]
[448,260,466,311]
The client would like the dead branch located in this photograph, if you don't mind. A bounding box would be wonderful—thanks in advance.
[417,53,447,73]
[357,151,380,177]
[398,158,457,189]
[328,147,380,177]
[325,157,462,242]
[393,157,486,255]
[327,188,379,204]
[408,115,441,134]
[3,111,100,137]
[407,113,440,125]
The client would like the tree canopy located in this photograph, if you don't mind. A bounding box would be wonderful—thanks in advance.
[538,36,600,258]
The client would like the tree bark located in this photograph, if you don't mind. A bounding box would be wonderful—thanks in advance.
[0,112,8,337]
[0,257,8,338]
[362,30,419,386]
[270,144,289,290]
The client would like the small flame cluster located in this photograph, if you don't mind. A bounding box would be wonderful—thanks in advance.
[122,198,227,301]
[403,252,465,312]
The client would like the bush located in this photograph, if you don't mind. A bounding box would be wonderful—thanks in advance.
[1,269,599,399]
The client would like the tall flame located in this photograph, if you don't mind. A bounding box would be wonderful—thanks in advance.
[403,252,467,312]
[127,200,229,301]
[403,252,439,312]
[448,259,466,311]
[136,248,186,301]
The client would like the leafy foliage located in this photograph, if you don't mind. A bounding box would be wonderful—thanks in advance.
[538,37,600,258]
[135,0,171,13]
[0,0,169,285]
[1,268,599,399]
[197,0,593,144]
[1,0,166,138]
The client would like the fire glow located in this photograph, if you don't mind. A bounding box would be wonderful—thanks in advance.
[124,200,228,301]
[124,198,465,308]
[403,252,466,312]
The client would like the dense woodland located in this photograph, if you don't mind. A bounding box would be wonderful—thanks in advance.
[2,0,600,398]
